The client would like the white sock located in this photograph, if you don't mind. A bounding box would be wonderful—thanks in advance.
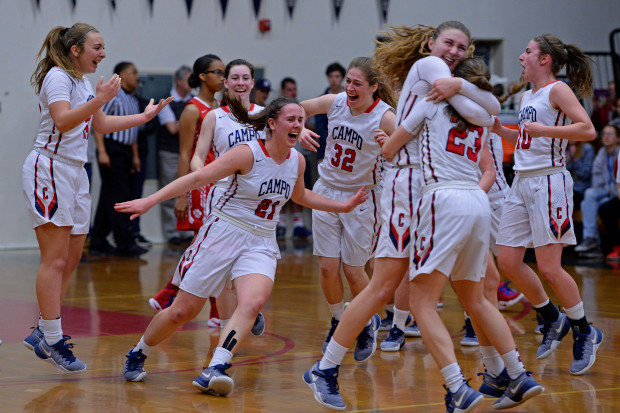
[480,346,505,377]
[320,339,348,370]
[220,319,230,329]
[329,302,345,320]
[135,336,155,356]
[501,349,525,379]
[564,301,585,321]
[393,307,409,331]
[441,362,465,393]
[42,318,62,345]
[464,311,470,320]
[38,313,44,331]
[533,298,550,309]
[209,347,233,367]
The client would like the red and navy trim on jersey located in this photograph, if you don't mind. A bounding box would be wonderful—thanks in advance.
[489,138,507,192]
[421,124,438,184]
[33,154,59,219]
[216,174,239,210]
[412,192,435,268]
[397,93,418,127]
[551,110,567,167]
[547,174,571,239]
[388,169,412,252]
[177,218,217,279]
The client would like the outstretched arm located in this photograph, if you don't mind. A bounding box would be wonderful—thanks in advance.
[92,96,173,134]
[298,94,338,152]
[290,153,368,212]
[115,144,253,220]
[191,110,217,171]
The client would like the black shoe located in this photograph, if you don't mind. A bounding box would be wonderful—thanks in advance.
[89,242,115,256]
[134,234,152,248]
[115,244,148,257]
[168,236,182,245]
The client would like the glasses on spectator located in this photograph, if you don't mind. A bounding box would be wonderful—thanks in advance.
[205,69,224,77]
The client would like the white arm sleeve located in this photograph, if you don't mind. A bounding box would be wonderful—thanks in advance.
[415,56,498,126]
[401,100,435,136]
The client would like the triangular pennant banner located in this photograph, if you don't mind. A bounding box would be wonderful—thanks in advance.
[70,0,76,11]
[35,0,41,9]
[147,0,154,15]
[219,0,228,19]
[110,0,116,10]
[286,0,296,18]
[333,0,343,21]
[185,0,193,16]
[378,0,389,23]
[252,0,262,18]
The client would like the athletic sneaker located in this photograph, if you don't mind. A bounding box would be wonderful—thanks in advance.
[192,363,234,396]
[23,326,44,351]
[493,371,544,409]
[534,314,544,335]
[380,326,405,352]
[251,312,265,336]
[354,314,380,362]
[460,319,479,347]
[444,381,484,413]
[379,309,394,331]
[537,312,570,359]
[478,368,510,398]
[497,281,524,310]
[574,237,598,253]
[124,348,147,381]
[149,286,177,312]
[404,321,421,337]
[34,336,87,373]
[570,326,603,375]
[322,317,340,353]
[303,361,345,410]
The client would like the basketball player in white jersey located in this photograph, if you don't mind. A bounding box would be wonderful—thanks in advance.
[301,22,501,411]
[149,54,225,327]
[22,23,172,373]
[401,57,543,411]
[118,97,367,397]
[298,57,397,363]
[492,34,602,376]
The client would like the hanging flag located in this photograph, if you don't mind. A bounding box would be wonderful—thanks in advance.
[110,0,116,10]
[252,0,262,18]
[185,0,193,16]
[35,0,41,9]
[219,0,228,19]
[333,0,343,21]
[70,0,76,11]
[378,0,389,23]
[147,0,154,15]
[286,0,296,18]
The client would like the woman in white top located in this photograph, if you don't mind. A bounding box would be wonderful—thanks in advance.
[22,23,171,373]
[118,96,367,397]
[299,57,396,361]
[492,34,601,376]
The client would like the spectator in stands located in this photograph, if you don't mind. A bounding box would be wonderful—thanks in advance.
[575,124,620,258]
[591,81,615,133]
[598,155,620,261]
[567,140,595,209]
[314,62,346,160]
[157,65,194,245]
[252,78,271,106]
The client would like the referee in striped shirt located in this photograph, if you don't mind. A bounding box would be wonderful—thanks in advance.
[90,62,147,257]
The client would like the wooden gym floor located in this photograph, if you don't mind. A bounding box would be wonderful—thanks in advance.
[0,240,618,412]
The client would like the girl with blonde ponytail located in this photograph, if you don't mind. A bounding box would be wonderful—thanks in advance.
[22,23,171,373]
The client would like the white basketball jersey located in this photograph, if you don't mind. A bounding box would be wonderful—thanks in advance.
[514,81,570,171]
[393,56,451,167]
[212,103,265,158]
[319,92,392,189]
[483,132,510,195]
[402,99,488,185]
[214,139,299,233]
[34,67,95,163]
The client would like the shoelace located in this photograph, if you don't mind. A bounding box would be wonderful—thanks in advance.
[313,369,339,395]
[55,335,77,362]
[386,326,402,341]
[126,350,147,370]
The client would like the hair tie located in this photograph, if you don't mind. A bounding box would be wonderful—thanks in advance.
[61,27,69,36]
